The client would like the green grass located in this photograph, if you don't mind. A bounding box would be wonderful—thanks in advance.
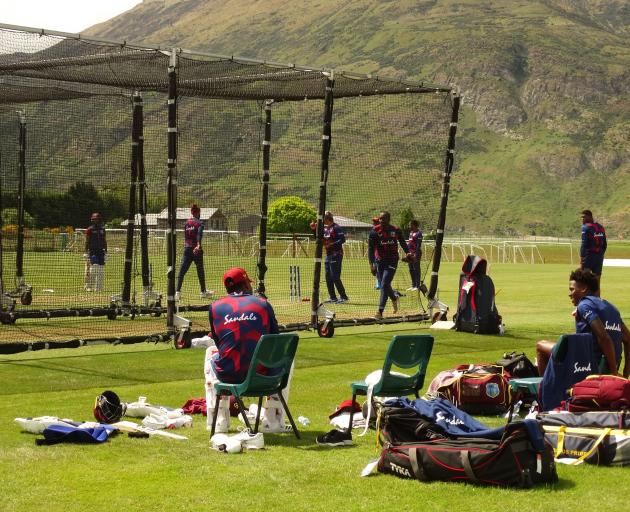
[1,263,629,511]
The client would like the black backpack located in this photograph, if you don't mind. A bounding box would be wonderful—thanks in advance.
[496,352,538,378]
[454,255,502,334]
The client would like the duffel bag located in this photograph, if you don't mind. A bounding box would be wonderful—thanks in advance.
[543,425,630,466]
[429,364,511,414]
[538,410,630,429]
[377,421,557,488]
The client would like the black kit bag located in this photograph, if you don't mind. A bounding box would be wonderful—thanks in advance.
[378,422,557,488]
[378,405,451,445]
[496,352,538,378]
[454,255,502,335]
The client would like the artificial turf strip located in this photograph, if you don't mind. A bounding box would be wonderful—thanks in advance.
[1,263,629,511]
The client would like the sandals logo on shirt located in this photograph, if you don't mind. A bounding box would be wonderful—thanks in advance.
[224,313,257,324]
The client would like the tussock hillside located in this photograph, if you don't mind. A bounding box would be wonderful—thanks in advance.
[86,0,630,237]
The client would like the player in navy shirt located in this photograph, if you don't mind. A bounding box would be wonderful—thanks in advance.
[536,268,630,378]
[176,204,213,300]
[580,209,607,291]
[204,267,291,433]
[314,211,349,303]
[84,212,107,292]
[406,219,423,291]
[368,211,412,319]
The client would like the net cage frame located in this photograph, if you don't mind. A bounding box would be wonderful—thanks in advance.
[0,23,459,351]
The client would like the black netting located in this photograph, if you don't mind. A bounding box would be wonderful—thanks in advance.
[0,26,455,346]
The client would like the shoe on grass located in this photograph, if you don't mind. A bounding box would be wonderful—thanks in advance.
[336,298,349,304]
[233,429,265,450]
[200,290,214,299]
[316,428,353,447]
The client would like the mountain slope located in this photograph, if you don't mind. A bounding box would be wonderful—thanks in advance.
[86,0,630,236]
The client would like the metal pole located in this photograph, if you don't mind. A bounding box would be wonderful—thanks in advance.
[428,91,460,300]
[122,93,141,305]
[256,100,272,296]
[166,50,178,331]
[311,73,334,328]
[136,92,151,291]
[15,110,26,280]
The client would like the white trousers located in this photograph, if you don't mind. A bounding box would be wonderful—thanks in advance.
[204,344,293,430]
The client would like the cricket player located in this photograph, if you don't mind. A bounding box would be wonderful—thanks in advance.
[204,267,292,434]
[176,204,213,300]
[406,219,423,291]
[580,209,607,292]
[368,211,412,319]
[84,212,107,292]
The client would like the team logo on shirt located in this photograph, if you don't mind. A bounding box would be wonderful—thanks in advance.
[224,312,258,324]
[436,411,465,426]
[574,362,592,373]
[604,321,621,332]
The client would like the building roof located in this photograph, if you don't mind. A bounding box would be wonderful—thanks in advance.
[334,215,373,229]
[157,207,223,220]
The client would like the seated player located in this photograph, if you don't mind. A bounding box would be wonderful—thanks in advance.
[204,267,292,434]
[536,268,630,378]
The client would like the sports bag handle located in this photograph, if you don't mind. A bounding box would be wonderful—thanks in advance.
[555,426,612,465]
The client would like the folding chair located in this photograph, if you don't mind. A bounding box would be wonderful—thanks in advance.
[348,334,434,430]
[210,332,300,439]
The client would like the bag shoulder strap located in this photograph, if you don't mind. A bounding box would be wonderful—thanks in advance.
[460,450,479,482]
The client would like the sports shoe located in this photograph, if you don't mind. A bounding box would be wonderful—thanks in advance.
[200,290,214,299]
[210,433,242,453]
[174,291,181,301]
[392,297,400,314]
[326,297,338,303]
[233,429,265,450]
[335,298,349,304]
[374,311,383,320]
[316,428,353,447]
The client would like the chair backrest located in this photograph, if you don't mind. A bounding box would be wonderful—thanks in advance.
[237,332,299,396]
[375,334,434,396]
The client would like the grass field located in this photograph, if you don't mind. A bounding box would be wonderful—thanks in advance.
[1,263,629,511]
[3,234,630,344]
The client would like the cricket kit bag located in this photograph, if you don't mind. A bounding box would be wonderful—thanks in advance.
[427,364,512,414]
[561,374,630,412]
[538,408,630,466]
[379,397,506,445]
[377,420,557,487]
[539,333,600,412]
[496,352,538,378]
[454,255,502,335]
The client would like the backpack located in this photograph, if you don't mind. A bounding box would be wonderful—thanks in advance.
[427,364,512,414]
[377,421,557,487]
[496,352,538,378]
[562,375,630,412]
[454,255,502,334]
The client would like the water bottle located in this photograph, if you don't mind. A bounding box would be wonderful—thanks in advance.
[297,416,310,426]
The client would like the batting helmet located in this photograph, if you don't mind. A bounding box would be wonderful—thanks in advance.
[93,390,126,423]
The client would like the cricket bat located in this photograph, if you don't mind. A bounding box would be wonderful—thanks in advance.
[112,420,188,440]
